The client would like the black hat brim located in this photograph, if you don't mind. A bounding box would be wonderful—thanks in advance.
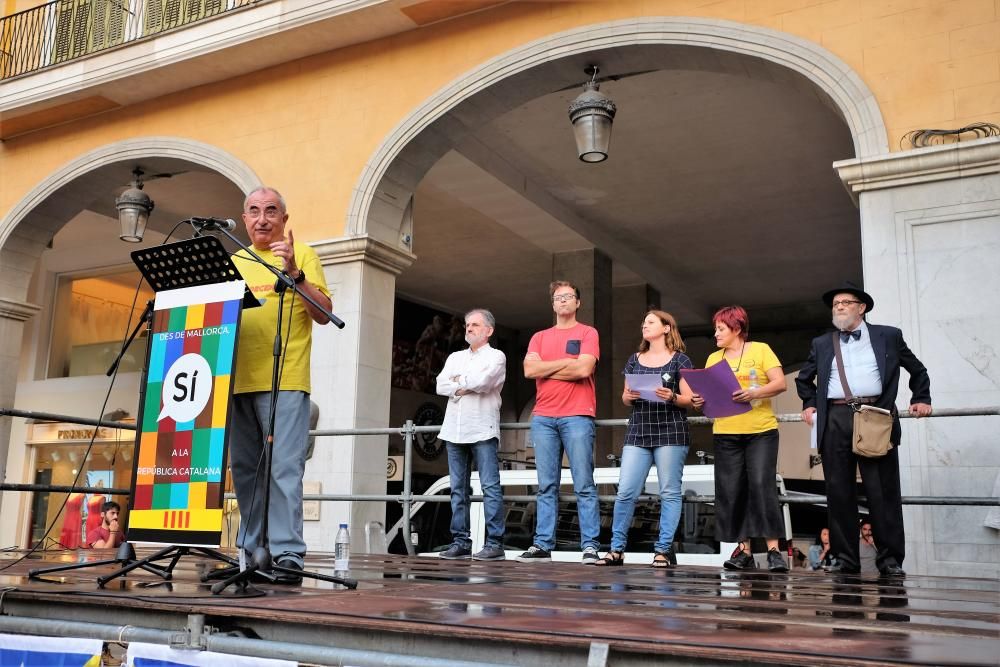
[823,285,874,312]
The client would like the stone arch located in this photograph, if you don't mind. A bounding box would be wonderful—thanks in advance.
[0,136,260,301]
[1,137,259,250]
[347,16,887,243]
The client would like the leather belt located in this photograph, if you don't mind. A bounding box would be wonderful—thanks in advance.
[830,396,878,405]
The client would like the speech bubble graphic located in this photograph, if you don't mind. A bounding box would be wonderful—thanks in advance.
[158,353,213,423]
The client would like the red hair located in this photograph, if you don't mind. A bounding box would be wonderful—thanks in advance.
[712,305,749,341]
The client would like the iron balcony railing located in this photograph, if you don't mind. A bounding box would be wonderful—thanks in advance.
[0,0,260,81]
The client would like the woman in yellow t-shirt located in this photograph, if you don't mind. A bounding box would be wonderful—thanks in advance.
[690,305,789,572]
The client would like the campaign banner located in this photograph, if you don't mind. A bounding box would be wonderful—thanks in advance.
[127,642,295,667]
[127,282,244,546]
[0,634,102,666]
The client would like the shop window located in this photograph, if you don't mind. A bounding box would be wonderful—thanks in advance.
[47,269,154,378]
[28,441,133,549]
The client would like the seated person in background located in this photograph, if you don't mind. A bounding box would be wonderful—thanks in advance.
[809,527,836,570]
[859,520,878,575]
[86,500,124,549]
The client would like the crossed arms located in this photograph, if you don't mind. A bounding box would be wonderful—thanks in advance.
[523,352,597,381]
[436,351,507,398]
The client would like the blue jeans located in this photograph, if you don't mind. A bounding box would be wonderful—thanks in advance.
[445,438,505,549]
[610,444,688,553]
[530,415,599,551]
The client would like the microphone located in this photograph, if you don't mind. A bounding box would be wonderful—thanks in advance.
[189,217,237,232]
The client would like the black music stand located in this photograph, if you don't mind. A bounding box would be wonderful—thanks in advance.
[131,236,261,308]
[31,237,256,586]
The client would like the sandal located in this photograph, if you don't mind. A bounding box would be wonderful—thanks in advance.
[593,550,624,566]
[652,549,676,569]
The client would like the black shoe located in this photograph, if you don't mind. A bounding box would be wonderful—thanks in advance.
[514,545,551,562]
[879,564,906,578]
[652,548,676,569]
[273,558,303,585]
[439,543,472,560]
[723,546,756,570]
[826,562,861,575]
[472,544,505,561]
[766,548,788,573]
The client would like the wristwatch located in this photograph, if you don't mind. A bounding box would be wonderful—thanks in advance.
[293,269,306,285]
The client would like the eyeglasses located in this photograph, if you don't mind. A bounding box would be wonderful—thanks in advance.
[552,294,577,303]
[245,206,284,220]
[831,299,863,307]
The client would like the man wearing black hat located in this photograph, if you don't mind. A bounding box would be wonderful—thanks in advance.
[795,284,931,577]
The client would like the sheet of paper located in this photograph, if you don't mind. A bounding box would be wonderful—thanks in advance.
[625,373,665,403]
[679,361,752,419]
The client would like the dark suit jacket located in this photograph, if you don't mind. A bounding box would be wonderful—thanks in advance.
[795,323,931,447]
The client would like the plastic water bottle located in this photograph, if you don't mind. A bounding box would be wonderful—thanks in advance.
[748,368,762,408]
[335,523,350,571]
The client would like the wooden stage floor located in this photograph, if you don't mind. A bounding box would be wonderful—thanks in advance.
[0,550,996,666]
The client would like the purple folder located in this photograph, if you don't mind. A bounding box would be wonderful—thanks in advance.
[680,361,752,419]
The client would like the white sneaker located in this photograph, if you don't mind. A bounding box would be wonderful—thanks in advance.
[582,546,599,564]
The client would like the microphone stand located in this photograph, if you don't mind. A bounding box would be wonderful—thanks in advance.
[106,300,153,377]
[195,222,354,594]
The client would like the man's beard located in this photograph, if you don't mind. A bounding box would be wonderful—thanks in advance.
[832,313,856,331]
[465,332,486,347]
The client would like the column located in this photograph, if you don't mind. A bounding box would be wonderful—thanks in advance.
[835,138,1000,578]
[0,298,41,501]
[305,236,414,553]
[610,285,661,420]
[552,249,613,460]
[608,285,661,459]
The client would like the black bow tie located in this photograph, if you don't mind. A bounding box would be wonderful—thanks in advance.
[840,329,861,343]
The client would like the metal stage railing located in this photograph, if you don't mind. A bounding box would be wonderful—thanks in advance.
[0,0,260,81]
[2,406,998,555]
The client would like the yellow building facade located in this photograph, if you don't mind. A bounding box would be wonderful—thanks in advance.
[3,1,1000,224]
[1,1,998,575]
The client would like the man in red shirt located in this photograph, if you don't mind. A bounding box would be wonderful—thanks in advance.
[86,500,124,549]
[516,281,601,563]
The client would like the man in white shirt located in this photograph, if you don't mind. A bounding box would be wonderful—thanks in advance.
[435,309,507,560]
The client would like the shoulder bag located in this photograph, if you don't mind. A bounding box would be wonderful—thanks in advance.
[832,333,893,458]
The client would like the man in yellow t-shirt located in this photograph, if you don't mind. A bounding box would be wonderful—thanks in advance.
[230,186,331,584]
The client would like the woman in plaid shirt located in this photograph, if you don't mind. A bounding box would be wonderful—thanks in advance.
[595,310,695,568]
